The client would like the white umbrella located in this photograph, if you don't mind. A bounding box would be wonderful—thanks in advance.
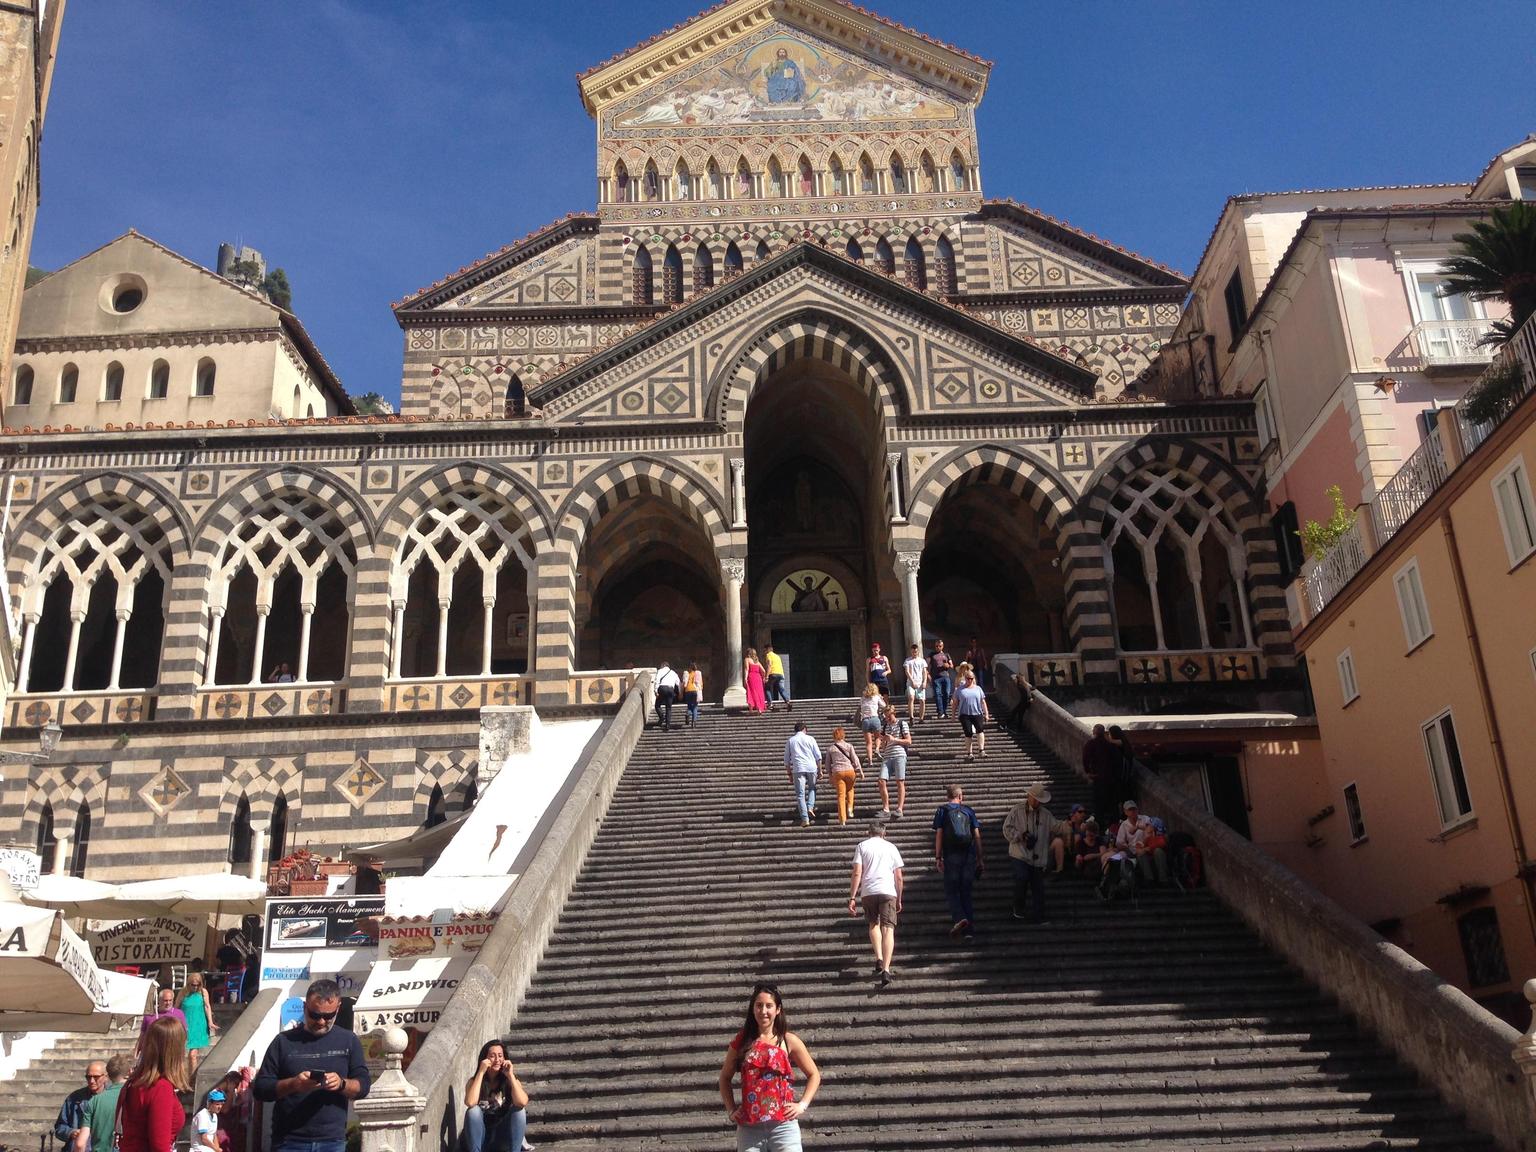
[0,903,152,1029]
[0,967,156,1033]
[110,871,268,917]
[22,874,125,918]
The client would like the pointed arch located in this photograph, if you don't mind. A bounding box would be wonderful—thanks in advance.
[674,158,693,201]
[379,461,554,555]
[875,236,895,275]
[633,243,654,305]
[889,151,907,194]
[642,159,661,201]
[949,149,969,192]
[662,244,684,304]
[68,803,90,878]
[846,238,864,263]
[755,239,772,264]
[766,156,784,198]
[905,444,1077,540]
[904,236,927,291]
[936,234,957,295]
[693,242,714,293]
[228,793,253,866]
[613,159,630,203]
[504,372,527,418]
[707,157,724,200]
[734,157,753,199]
[555,455,731,560]
[829,154,847,196]
[724,241,743,279]
[858,152,877,194]
[920,151,938,193]
[797,154,814,197]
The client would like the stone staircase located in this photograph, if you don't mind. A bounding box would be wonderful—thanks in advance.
[505,697,1493,1149]
[0,1001,243,1151]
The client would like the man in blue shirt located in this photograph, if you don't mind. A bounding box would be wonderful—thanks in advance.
[932,783,984,940]
[783,721,823,827]
[254,979,371,1152]
[53,1061,103,1150]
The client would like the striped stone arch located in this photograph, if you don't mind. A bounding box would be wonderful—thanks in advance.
[712,309,907,431]
[554,455,731,559]
[904,445,1077,542]
[411,751,477,820]
[21,764,108,830]
[217,760,302,824]
[378,462,554,555]
[8,471,190,583]
[191,466,375,560]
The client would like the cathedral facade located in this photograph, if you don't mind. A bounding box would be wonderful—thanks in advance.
[0,0,1287,878]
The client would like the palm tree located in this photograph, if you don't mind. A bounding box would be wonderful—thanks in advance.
[1439,200,1536,340]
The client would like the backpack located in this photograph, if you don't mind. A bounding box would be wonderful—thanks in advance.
[942,804,974,851]
[1097,856,1137,902]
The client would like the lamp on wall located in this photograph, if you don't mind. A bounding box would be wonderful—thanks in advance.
[0,720,64,782]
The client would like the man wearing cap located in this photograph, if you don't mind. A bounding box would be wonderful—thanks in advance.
[1116,800,1169,885]
[849,817,904,984]
[1048,803,1087,875]
[192,1089,228,1152]
[1003,782,1054,924]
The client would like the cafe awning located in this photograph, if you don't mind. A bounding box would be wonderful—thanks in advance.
[346,812,469,865]
[0,903,154,1029]
[351,954,471,1035]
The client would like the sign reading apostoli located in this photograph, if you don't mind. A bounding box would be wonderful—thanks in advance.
[0,848,42,891]
[87,916,207,966]
[265,897,383,952]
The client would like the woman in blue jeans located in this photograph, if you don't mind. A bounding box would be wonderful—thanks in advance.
[462,1039,530,1152]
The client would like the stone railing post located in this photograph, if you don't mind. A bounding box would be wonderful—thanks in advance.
[1513,978,1536,1112]
[356,1028,425,1152]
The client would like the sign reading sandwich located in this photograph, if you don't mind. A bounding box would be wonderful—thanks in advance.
[352,954,470,1034]
[377,913,495,961]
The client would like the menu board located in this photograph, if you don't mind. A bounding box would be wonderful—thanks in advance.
[264,897,384,952]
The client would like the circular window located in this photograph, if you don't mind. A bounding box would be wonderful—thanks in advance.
[98,272,148,316]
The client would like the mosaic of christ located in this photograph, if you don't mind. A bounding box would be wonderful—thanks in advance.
[618,35,955,128]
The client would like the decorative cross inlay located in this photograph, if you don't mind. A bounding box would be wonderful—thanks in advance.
[587,678,615,704]
[1063,444,1087,466]
[402,686,432,710]
[213,693,242,719]
[336,758,384,810]
[491,682,520,706]
[24,701,52,726]
[140,765,190,817]
[115,697,144,722]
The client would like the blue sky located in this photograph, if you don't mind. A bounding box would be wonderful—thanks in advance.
[31,1,1531,407]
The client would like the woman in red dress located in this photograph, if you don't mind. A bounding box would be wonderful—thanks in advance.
[119,1016,190,1152]
[744,648,769,714]
[718,983,820,1152]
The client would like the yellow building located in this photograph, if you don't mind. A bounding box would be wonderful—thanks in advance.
[1291,314,1536,1023]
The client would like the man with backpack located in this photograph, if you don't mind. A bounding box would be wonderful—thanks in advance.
[932,783,984,940]
[1002,782,1053,924]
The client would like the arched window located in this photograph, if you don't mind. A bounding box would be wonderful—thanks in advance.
[614,160,630,203]
[505,373,526,418]
[766,157,783,198]
[69,804,90,878]
[904,237,927,290]
[755,240,771,264]
[798,156,814,197]
[228,794,253,866]
[936,235,957,295]
[675,160,693,201]
[19,496,173,693]
[424,783,446,828]
[693,243,714,292]
[662,245,683,304]
[846,238,864,263]
[35,800,56,865]
[195,358,216,397]
[859,153,876,194]
[950,150,969,192]
[461,775,479,812]
[920,151,938,193]
[633,244,654,305]
[724,242,743,279]
[829,155,847,196]
[735,158,753,199]
[306,404,314,418]
[874,237,895,275]
[104,362,124,402]
[1103,468,1255,652]
[149,359,170,399]
[13,363,33,406]
[707,158,724,200]
[59,363,78,404]
[889,153,907,194]
[269,794,288,864]
[207,494,356,685]
[642,160,661,201]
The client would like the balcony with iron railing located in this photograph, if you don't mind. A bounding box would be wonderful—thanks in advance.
[1409,318,1500,371]
[1297,311,1535,622]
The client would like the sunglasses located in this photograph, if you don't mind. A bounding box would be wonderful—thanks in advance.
[306,1008,339,1022]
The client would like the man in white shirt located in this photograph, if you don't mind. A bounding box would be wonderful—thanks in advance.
[653,661,681,731]
[848,818,905,984]
[1115,800,1168,885]
[902,644,928,722]
[784,721,823,827]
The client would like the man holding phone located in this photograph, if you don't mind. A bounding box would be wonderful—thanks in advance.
[253,979,371,1152]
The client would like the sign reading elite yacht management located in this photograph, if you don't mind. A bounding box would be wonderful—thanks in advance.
[264,897,384,952]
[87,916,206,965]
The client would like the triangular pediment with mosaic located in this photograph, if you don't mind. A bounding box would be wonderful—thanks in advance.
[427,232,599,312]
[979,217,1166,292]
[537,260,1090,426]
[601,20,969,144]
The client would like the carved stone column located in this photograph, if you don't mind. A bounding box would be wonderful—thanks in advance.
[730,459,747,528]
[356,1028,425,1152]
[721,558,747,709]
[886,453,905,523]
[894,551,923,651]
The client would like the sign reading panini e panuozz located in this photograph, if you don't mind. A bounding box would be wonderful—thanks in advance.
[87,916,207,966]
[377,914,495,961]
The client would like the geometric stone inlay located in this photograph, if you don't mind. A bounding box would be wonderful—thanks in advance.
[262,692,288,716]
[336,757,385,810]
[140,764,191,818]
[449,684,476,709]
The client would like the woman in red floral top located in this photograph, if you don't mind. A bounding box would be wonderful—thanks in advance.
[718,983,820,1152]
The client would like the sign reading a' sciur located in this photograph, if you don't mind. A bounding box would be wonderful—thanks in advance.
[87,916,206,965]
